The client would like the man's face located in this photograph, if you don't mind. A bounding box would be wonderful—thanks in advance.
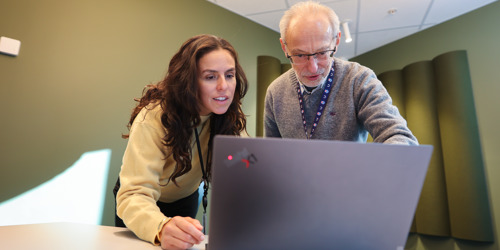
[281,15,339,87]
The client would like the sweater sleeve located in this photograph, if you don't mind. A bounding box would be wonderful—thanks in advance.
[352,67,418,145]
[116,105,170,245]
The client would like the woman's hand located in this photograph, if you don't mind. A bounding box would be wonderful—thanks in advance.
[159,216,205,250]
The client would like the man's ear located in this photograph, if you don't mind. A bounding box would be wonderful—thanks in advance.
[280,38,287,54]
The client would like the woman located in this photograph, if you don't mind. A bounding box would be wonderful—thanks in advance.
[114,34,248,249]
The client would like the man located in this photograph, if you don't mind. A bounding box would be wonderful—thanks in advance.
[264,1,417,145]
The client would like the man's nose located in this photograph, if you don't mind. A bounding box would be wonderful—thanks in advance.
[305,56,319,72]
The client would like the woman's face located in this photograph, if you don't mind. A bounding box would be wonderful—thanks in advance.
[197,49,237,116]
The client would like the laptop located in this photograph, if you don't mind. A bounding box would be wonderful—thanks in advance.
[207,136,433,250]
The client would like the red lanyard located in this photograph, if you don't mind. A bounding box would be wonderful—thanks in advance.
[295,63,335,139]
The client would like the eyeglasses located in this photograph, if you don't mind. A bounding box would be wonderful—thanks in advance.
[286,47,336,65]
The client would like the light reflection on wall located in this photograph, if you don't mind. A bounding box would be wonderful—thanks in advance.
[0,149,111,226]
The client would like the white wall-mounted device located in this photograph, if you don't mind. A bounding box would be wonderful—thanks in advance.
[0,36,21,56]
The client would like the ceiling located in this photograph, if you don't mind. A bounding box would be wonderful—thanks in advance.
[207,0,497,59]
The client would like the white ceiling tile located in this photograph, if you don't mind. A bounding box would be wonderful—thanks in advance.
[356,26,420,55]
[323,0,358,33]
[247,10,285,32]
[206,0,498,58]
[425,0,496,24]
[358,0,432,32]
[420,23,436,30]
[336,39,356,60]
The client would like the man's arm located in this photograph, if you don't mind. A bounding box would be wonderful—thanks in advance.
[354,69,418,145]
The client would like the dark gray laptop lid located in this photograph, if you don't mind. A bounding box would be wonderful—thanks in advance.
[208,136,433,250]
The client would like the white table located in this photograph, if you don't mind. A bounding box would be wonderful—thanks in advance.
[0,222,207,250]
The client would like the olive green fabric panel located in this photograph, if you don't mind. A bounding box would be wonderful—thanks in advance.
[377,50,493,242]
[433,50,494,242]
[378,70,406,117]
[403,61,451,237]
[281,63,291,73]
[378,69,413,229]
[375,71,406,142]
[256,56,283,137]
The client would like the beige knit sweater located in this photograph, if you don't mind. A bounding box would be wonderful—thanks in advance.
[116,103,211,245]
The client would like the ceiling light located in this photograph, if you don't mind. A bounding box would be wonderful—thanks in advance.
[342,22,352,43]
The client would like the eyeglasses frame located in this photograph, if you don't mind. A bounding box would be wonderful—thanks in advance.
[285,47,337,65]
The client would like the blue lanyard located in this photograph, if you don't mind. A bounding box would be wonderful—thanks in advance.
[295,63,335,139]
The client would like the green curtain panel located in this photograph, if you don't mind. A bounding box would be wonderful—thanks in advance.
[376,70,406,144]
[403,61,451,237]
[379,50,493,242]
[378,70,406,118]
[433,51,493,242]
[256,56,290,137]
[281,64,291,75]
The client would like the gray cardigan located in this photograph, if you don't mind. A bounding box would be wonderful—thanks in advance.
[264,58,418,145]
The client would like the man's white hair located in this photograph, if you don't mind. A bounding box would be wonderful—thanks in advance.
[279,1,340,43]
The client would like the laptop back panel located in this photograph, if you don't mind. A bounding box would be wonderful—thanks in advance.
[208,136,432,250]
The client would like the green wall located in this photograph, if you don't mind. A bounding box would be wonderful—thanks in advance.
[352,2,500,249]
[0,0,286,226]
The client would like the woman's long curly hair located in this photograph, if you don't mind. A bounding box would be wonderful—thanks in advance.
[124,34,248,185]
